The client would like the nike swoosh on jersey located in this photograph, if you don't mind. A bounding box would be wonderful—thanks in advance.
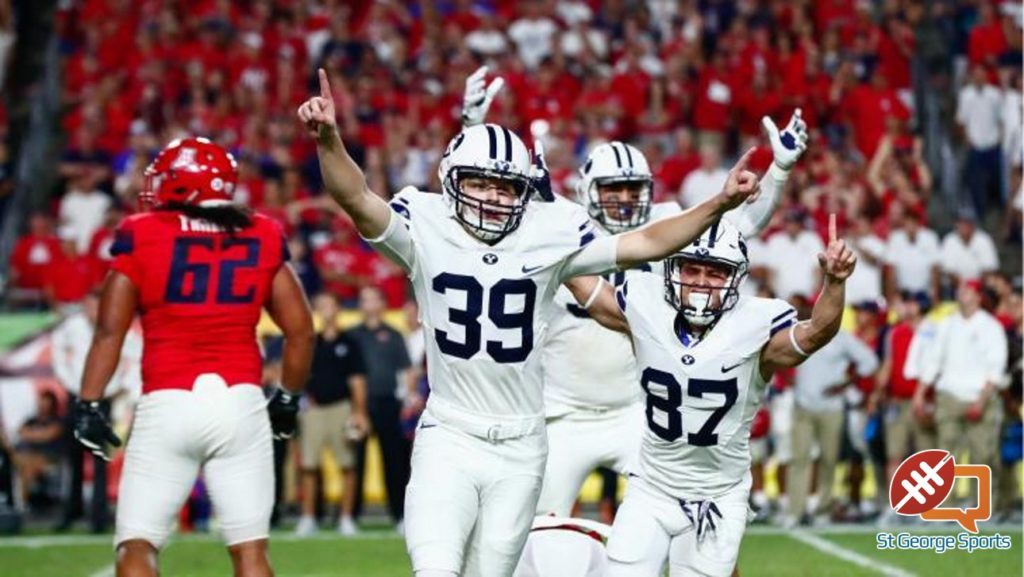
[721,362,744,373]
[521,264,543,274]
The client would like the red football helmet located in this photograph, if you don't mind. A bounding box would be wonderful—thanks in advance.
[140,137,238,210]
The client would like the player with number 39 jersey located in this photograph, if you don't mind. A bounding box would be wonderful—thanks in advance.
[299,68,764,577]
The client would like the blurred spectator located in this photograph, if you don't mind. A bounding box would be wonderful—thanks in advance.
[764,209,824,301]
[465,12,509,57]
[996,290,1022,520]
[313,223,369,307]
[940,210,999,285]
[7,213,60,308]
[295,294,368,538]
[677,142,727,209]
[845,214,886,304]
[348,286,412,529]
[871,291,937,494]
[51,291,140,532]
[786,305,878,527]
[917,280,1008,481]
[11,392,64,507]
[884,212,941,298]
[507,1,558,70]
[957,64,1005,218]
[44,228,98,313]
[57,177,111,254]
[85,205,125,279]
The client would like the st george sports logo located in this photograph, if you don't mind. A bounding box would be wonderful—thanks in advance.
[877,450,1012,554]
[889,449,987,533]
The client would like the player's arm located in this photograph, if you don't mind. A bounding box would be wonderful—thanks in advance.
[298,68,391,239]
[564,276,630,335]
[265,264,315,440]
[759,215,857,380]
[726,110,809,237]
[75,272,137,460]
[614,148,761,270]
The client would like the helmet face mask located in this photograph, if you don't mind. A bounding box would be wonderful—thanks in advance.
[438,124,534,243]
[663,220,749,329]
[577,142,653,234]
[589,177,652,233]
[445,167,531,242]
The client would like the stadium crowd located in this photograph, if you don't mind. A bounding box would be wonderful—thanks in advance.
[0,0,1021,533]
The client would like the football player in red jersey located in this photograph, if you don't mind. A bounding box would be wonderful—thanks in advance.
[73,137,314,577]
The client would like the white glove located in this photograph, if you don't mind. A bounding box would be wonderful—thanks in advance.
[761,108,809,171]
[461,65,504,127]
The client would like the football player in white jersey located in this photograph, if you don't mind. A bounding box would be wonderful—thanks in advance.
[568,215,856,576]
[459,66,809,518]
[298,69,762,577]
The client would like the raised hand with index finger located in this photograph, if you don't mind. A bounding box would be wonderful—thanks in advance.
[818,213,857,282]
[719,147,762,210]
[297,68,338,140]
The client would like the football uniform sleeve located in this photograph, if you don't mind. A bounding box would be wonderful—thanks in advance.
[361,189,417,275]
[109,218,143,286]
[766,299,798,339]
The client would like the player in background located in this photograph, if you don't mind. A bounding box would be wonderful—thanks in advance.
[459,66,809,518]
[72,137,315,577]
[567,215,856,576]
[298,68,760,577]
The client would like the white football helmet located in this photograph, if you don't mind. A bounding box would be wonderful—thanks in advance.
[438,123,534,243]
[575,141,652,233]
[664,219,749,327]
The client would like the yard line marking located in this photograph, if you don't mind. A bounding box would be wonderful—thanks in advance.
[787,529,916,577]
[86,564,114,577]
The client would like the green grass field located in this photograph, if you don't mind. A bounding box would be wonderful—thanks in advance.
[0,526,1018,577]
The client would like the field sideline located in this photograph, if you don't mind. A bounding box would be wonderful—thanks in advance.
[1,524,1019,577]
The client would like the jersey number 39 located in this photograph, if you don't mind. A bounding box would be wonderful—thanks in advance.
[432,273,536,364]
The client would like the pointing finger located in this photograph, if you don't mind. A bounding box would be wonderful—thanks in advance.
[731,146,758,175]
[828,213,837,244]
[318,68,332,100]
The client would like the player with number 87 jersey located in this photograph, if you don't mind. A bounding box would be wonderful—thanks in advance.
[570,215,857,576]
[299,68,763,577]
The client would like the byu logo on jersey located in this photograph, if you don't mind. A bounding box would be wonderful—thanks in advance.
[681,354,695,365]
[482,253,498,265]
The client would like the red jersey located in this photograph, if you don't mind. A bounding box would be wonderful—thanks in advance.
[10,234,60,290]
[887,321,918,399]
[110,211,288,394]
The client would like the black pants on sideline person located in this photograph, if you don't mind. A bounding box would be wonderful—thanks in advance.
[352,396,410,523]
[58,396,109,533]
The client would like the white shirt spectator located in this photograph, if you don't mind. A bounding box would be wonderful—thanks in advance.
[508,16,558,70]
[922,309,1008,403]
[764,230,824,299]
[59,187,111,253]
[956,82,1003,150]
[886,226,941,293]
[560,26,607,59]
[903,319,939,382]
[1003,86,1022,167]
[51,313,141,398]
[678,167,728,209]
[793,331,879,413]
[465,28,509,57]
[846,234,886,304]
[940,228,999,280]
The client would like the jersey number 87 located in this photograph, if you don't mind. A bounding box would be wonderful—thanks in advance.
[641,368,737,447]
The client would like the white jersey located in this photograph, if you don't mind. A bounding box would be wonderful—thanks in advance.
[542,202,681,416]
[365,188,618,419]
[616,273,795,498]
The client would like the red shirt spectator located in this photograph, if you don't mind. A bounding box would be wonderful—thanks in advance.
[886,321,919,399]
[45,237,97,306]
[10,215,60,291]
[967,4,1009,66]
[843,74,910,158]
[313,230,370,303]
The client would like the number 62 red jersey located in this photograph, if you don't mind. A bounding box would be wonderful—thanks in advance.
[110,211,289,394]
